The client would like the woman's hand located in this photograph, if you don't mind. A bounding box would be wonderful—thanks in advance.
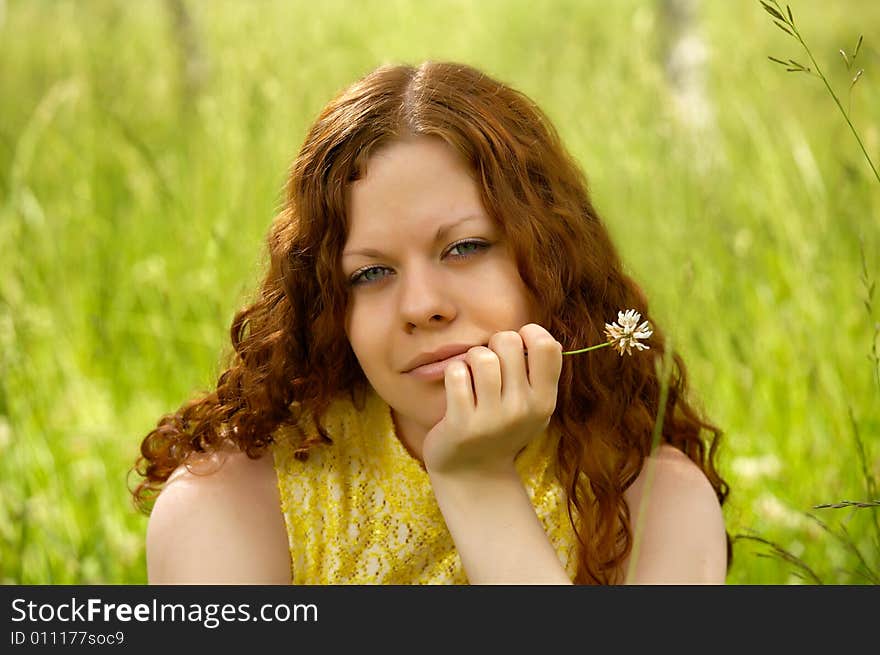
[421,323,563,476]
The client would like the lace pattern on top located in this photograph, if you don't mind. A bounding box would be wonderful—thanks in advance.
[271,386,579,584]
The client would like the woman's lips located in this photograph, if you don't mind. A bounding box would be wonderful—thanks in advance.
[404,352,469,382]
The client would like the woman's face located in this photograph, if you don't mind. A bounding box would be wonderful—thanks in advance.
[342,136,536,452]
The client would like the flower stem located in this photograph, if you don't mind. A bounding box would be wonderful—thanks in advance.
[626,335,674,582]
[562,342,611,356]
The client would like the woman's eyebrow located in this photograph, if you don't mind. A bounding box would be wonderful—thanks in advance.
[342,214,486,259]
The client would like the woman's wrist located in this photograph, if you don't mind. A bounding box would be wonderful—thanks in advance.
[426,460,524,514]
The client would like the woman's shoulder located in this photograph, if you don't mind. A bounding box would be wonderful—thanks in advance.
[162,442,275,487]
[621,444,727,583]
[146,445,291,584]
[624,444,719,499]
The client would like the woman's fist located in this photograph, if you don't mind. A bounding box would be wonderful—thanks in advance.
[422,323,563,475]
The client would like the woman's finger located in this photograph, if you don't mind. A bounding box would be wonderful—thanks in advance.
[518,323,563,401]
[443,359,474,425]
[464,346,502,412]
[488,330,529,403]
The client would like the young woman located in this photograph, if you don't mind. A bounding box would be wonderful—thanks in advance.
[134,61,730,585]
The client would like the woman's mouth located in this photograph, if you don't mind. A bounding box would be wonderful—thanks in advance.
[403,352,470,382]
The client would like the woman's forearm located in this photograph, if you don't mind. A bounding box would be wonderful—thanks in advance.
[428,465,573,585]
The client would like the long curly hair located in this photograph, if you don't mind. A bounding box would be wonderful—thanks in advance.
[133,61,730,584]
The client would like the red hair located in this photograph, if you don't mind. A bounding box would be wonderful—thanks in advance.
[133,61,729,584]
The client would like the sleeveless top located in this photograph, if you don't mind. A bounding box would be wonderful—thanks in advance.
[270,385,580,584]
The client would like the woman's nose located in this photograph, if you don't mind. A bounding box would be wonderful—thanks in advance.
[397,263,456,331]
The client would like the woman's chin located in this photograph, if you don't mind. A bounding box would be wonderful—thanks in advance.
[390,401,445,434]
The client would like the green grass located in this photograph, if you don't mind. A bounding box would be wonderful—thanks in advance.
[1,0,877,584]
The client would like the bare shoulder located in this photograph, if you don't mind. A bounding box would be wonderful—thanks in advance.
[622,444,727,584]
[146,446,291,584]
[625,444,718,506]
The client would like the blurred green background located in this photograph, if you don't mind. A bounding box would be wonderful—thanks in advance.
[1,0,878,584]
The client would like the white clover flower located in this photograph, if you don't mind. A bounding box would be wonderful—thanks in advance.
[603,309,653,356]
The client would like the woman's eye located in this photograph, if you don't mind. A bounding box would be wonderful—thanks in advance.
[349,266,390,286]
[447,239,489,258]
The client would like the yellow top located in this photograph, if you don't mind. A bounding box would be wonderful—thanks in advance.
[271,385,579,584]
